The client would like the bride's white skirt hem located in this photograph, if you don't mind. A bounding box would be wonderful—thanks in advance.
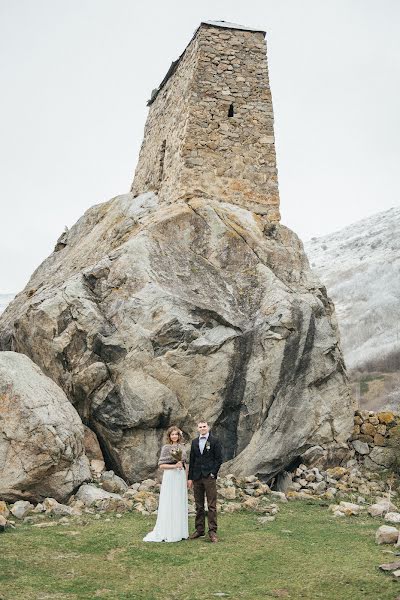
[143,469,189,543]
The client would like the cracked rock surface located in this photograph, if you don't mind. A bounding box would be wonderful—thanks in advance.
[0,352,90,502]
[0,193,353,481]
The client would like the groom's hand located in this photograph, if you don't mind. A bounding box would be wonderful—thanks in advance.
[187,479,193,489]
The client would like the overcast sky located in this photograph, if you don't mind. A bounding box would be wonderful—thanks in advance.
[1,0,399,293]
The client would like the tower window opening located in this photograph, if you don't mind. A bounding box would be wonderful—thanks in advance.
[228,103,234,117]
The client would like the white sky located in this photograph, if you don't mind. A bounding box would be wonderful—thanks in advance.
[1,0,399,293]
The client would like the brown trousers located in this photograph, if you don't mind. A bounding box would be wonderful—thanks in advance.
[193,475,217,534]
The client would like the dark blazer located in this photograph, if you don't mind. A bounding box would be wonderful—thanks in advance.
[188,432,223,481]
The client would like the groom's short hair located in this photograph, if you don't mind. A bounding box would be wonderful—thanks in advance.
[197,419,208,425]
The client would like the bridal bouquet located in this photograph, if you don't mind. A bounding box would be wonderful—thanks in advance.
[171,447,184,468]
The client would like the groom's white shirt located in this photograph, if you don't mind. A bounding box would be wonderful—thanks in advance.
[199,432,210,455]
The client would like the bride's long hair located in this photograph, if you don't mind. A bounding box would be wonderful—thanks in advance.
[165,425,184,444]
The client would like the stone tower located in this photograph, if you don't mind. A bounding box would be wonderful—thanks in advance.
[131,21,280,221]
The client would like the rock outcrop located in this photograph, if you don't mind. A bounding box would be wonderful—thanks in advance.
[0,351,90,502]
[0,193,353,481]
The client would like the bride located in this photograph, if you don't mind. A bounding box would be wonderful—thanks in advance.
[143,426,189,542]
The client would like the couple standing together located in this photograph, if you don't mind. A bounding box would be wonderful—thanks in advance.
[143,420,223,543]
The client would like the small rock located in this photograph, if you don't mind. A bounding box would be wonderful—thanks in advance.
[377,412,396,425]
[338,501,362,515]
[43,498,77,516]
[386,513,400,524]
[368,500,397,517]
[219,487,236,500]
[375,525,399,545]
[326,467,348,480]
[374,433,386,447]
[270,491,288,502]
[351,440,370,455]
[101,471,128,494]
[75,484,123,507]
[10,500,34,520]
[254,484,270,497]
[257,516,276,524]
[0,501,10,519]
[90,459,106,477]
[223,503,242,513]
[245,475,258,483]
[379,561,400,571]
[241,497,259,510]
[138,478,157,491]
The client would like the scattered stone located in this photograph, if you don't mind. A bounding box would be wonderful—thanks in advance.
[10,500,34,520]
[101,471,128,494]
[351,440,370,455]
[338,501,362,515]
[257,516,276,524]
[385,512,400,524]
[218,487,236,500]
[75,484,123,507]
[379,561,400,571]
[0,501,10,518]
[241,497,259,510]
[223,503,242,513]
[0,515,9,531]
[43,498,79,516]
[368,500,397,517]
[245,476,258,484]
[326,467,348,480]
[138,479,158,491]
[375,525,399,545]
[377,412,396,425]
[270,491,288,502]
[90,460,106,478]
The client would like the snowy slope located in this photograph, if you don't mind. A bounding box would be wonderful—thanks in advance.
[0,294,14,315]
[305,207,400,373]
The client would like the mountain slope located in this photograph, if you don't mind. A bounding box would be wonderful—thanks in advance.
[305,206,400,409]
[0,294,14,315]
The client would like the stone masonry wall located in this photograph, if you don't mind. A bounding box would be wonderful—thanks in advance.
[130,33,199,204]
[131,23,280,220]
[350,410,400,470]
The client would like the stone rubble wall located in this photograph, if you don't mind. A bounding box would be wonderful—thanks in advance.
[350,410,400,470]
[131,24,280,219]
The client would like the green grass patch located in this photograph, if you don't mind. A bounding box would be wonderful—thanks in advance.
[0,501,398,600]
[359,374,385,395]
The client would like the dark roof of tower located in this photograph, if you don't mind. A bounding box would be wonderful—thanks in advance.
[147,20,266,106]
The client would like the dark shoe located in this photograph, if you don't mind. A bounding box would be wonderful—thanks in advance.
[189,531,205,539]
[209,532,218,543]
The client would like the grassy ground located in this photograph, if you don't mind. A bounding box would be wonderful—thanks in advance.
[1,500,399,600]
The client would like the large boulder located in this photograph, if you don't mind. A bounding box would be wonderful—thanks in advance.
[0,193,353,481]
[0,352,90,502]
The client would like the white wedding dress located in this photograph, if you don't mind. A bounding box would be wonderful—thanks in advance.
[143,468,189,543]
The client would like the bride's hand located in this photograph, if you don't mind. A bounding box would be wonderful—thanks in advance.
[175,461,183,470]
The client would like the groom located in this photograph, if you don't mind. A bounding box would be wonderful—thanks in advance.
[188,420,223,543]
